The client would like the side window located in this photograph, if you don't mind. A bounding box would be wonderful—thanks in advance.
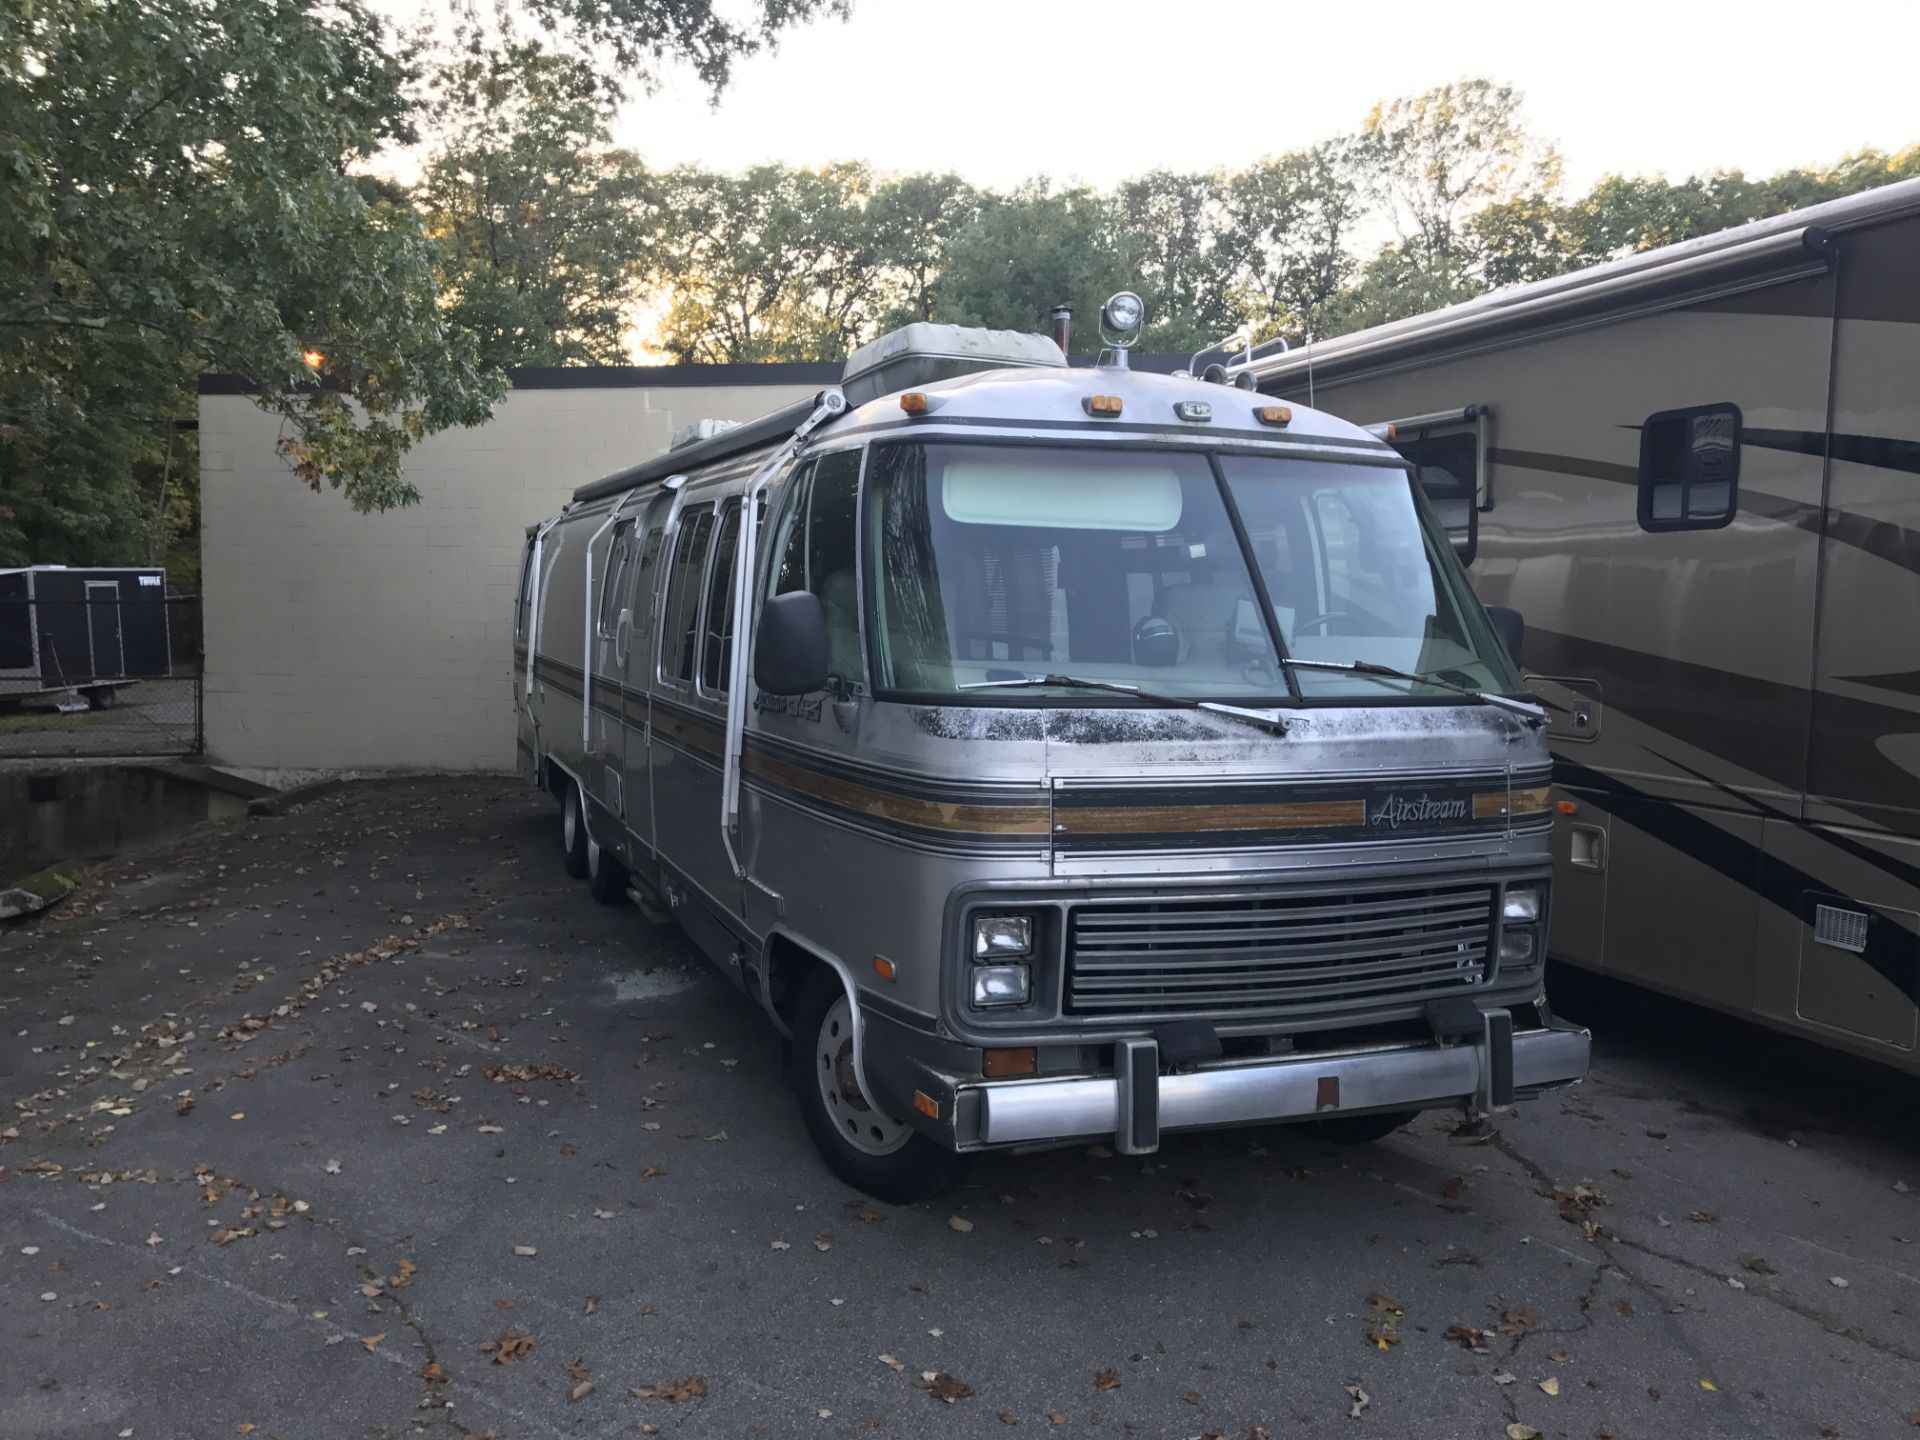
[698,504,743,695]
[1639,402,1740,532]
[801,450,866,685]
[1393,429,1479,564]
[630,525,665,644]
[658,506,716,686]
[595,523,634,638]
[768,462,814,598]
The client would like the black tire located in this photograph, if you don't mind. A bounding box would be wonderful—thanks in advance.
[791,970,961,1203]
[560,782,589,879]
[585,827,627,906]
[1297,1109,1420,1146]
[85,687,117,711]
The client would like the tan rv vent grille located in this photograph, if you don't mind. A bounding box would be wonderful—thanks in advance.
[1813,903,1869,954]
[1064,882,1494,1022]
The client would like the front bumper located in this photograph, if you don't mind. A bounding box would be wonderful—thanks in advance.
[962,1018,1590,1153]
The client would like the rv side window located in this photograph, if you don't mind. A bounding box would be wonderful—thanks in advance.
[698,504,743,696]
[1393,430,1478,564]
[770,449,866,686]
[1639,402,1740,531]
[595,524,634,639]
[658,506,716,686]
[630,526,665,642]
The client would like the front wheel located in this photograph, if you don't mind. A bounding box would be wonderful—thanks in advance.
[792,972,961,1203]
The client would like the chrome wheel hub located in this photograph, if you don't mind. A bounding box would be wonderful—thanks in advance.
[815,994,909,1156]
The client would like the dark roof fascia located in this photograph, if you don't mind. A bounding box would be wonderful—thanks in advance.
[198,354,1193,397]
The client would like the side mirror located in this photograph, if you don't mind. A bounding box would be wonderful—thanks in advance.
[1486,605,1524,664]
[754,591,830,697]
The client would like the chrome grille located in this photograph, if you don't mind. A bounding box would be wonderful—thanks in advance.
[1065,883,1495,1020]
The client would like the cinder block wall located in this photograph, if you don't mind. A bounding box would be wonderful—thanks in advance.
[198,371,826,776]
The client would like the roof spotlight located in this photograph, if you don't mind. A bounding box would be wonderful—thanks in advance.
[1099,290,1146,352]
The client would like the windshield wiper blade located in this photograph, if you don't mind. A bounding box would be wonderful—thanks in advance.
[1279,658,1546,725]
[956,673,1289,736]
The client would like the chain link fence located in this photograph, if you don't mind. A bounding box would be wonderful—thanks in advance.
[0,593,203,759]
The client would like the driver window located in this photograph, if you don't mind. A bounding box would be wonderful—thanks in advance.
[771,449,866,687]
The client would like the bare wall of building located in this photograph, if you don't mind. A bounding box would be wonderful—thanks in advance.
[198,373,826,776]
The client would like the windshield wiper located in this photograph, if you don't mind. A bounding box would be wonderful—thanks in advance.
[1279,658,1546,726]
[956,673,1289,736]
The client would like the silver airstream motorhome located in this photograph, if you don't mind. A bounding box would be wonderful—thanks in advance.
[513,294,1590,1199]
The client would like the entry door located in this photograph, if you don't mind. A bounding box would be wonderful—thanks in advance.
[85,580,123,678]
[649,502,744,919]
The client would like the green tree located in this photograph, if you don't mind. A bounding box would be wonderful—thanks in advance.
[416,45,655,369]
[1220,144,1365,346]
[1356,78,1561,268]
[0,0,839,566]
[650,162,896,362]
[930,182,1136,345]
[867,172,981,326]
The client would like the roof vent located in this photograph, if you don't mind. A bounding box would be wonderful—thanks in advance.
[840,323,1066,407]
[669,418,739,451]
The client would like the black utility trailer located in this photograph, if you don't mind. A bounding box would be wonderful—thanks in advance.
[0,566,172,708]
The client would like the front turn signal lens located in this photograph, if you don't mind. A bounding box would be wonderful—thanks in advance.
[900,392,929,415]
[1255,404,1292,427]
[1084,394,1123,417]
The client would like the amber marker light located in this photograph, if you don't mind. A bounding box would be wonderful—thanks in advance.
[1083,394,1123,417]
[873,955,897,981]
[899,392,929,415]
[1255,404,1292,427]
[983,1047,1037,1078]
[912,1090,940,1119]
[1556,799,1579,815]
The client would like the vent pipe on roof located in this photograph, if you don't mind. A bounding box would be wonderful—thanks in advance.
[1049,304,1072,355]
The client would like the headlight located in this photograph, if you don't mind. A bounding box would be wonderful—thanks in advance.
[1498,930,1536,964]
[1502,886,1542,925]
[971,965,1031,1008]
[972,914,1033,959]
[1099,290,1146,346]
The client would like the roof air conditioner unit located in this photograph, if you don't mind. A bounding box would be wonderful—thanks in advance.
[840,324,1066,407]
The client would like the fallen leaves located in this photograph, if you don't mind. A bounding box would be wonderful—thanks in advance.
[948,1216,974,1233]
[361,1333,385,1352]
[1688,1209,1719,1224]
[388,1258,416,1288]
[1537,1376,1559,1396]
[641,1166,666,1179]
[421,1361,448,1385]
[208,1226,254,1247]
[512,1245,537,1257]
[484,1063,579,1085]
[1506,1426,1541,1440]
[1094,1369,1120,1391]
[1700,1378,1719,1392]
[1345,1383,1370,1419]
[923,1371,972,1404]
[1444,1324,1491,1353]
[481,1332,534,1365]
[630,1375,706,1403]
[1552,1184,1611,1241]
[1495,1307,1538,1339]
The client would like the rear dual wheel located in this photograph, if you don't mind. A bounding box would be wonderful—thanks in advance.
[560,782,589,878]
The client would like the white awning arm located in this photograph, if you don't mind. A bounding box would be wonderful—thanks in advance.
[721,389,848,879]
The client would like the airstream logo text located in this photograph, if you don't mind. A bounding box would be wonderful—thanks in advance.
[1367,792,1471,830]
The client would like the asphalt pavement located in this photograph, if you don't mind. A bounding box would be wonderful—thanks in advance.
[2,777,1916,1440]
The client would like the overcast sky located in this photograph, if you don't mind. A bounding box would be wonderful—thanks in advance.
[600,0,1920,190]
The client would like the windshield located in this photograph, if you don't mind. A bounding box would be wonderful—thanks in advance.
[866,443,1283,698]
[1219,456,1520,698]
[862,441,1518,702]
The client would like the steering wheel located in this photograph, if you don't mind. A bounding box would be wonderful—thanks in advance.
[1292,610,1350,635]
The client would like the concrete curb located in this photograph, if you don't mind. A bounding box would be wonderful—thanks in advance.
[247,776,347,817]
